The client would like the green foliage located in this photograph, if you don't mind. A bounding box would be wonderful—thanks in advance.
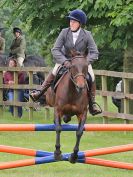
[1,0,132,49]
[1,0,132,67]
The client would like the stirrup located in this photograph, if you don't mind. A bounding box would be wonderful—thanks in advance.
[89,102,102,116]
[29,90,41,102]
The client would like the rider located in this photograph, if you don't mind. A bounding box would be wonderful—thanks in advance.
[30,9,101,115]
[10,27,26,67]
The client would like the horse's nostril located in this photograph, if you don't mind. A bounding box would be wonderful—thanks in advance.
[76,85,85,93]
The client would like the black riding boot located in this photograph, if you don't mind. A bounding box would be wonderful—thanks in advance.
[89,82,102,116]
[30,72,55,102]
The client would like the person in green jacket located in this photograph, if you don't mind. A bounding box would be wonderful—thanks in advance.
[10,27,26,66]
[0,27,5,54]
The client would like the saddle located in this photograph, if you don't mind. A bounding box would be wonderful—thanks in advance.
[51,66,92,92]
[51,66,68,91]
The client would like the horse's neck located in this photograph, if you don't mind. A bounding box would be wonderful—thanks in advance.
[58,72,78,97]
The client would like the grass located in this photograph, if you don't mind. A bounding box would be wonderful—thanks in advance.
[0,97,133,176]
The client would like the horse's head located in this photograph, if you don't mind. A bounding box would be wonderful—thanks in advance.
[69,55,88,93]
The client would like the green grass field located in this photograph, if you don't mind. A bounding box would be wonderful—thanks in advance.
[0,97,133,177]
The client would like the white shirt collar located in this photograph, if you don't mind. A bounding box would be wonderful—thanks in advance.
[72,28,81,44]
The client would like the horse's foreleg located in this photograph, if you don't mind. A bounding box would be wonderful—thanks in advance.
[69,112,87,163]
[54,109,62,161]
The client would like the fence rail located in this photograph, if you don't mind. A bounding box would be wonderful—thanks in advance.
[0,67,133,121]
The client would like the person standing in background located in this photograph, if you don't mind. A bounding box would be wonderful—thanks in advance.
[10,27,26,66]
[3,57,25,117]
[112,80,122,113]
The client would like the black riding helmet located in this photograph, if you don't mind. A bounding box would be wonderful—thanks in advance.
[13,27,22,34]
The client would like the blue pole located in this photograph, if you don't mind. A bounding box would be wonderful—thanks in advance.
[35,124,83,131]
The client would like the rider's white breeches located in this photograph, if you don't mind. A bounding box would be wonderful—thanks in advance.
[17,57,25,67]
[52,63,95,82]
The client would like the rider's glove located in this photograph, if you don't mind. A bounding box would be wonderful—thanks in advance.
[63,60,71,68]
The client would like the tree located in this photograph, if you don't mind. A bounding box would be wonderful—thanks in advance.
[1,0,132,73]
[1,0,132,65]
[2,0,132,47]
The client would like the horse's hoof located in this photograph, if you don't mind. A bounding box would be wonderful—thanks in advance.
[54,151,62,161]
[63,115,71,123]
[68,153,78,164]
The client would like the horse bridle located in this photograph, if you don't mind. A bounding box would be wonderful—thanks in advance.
[68,55,88,90]
[69,68,86,90]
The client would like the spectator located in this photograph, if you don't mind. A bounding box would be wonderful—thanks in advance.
[112,80,122,113]
[0,27,5,54]
[3,57,25,117]
[10,27,26,67]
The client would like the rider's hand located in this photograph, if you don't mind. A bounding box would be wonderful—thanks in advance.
[63,60,71,68]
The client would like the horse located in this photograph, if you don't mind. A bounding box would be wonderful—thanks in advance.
[45,53,89,163]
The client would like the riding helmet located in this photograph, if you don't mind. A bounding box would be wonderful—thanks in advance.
[13,27,22,34]
[67,9,87,25]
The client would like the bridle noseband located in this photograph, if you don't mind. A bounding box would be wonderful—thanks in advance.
[69,66,86,91]
[66,55,88,92]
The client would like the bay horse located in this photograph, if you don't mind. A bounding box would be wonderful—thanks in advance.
[46,53,89,163]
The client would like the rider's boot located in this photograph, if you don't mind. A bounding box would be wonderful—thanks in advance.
[88,81,102,115]
[30,72,55,102]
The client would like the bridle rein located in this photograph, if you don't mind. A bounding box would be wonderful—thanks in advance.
[69,56,87,91]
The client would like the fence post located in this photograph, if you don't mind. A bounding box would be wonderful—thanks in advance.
[13,70,18,117]
[101,75,108,124]
[123,78,129,124]
[28,71,33,120]
[0,71,3,116]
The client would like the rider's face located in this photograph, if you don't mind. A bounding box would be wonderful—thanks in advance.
[9,60,17,67]
[70,20,80,31]
[14,32,21,38]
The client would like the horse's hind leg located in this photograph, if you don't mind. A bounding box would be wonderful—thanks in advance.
[54,109,62,161]
[69,112,87,164]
